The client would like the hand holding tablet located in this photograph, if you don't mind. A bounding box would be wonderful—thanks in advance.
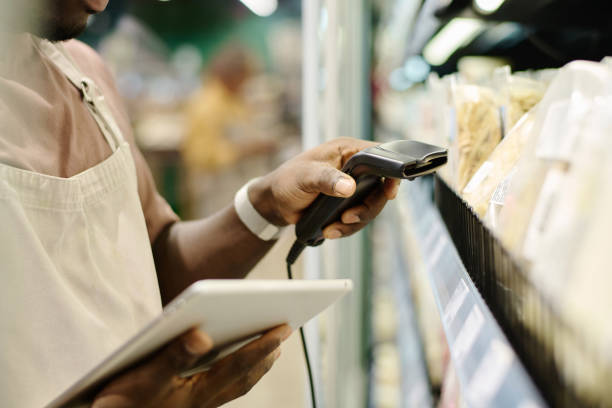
[48,279,352,408]
[92,324,292,408]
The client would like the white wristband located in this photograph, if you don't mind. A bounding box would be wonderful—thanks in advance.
[234,178,283,241]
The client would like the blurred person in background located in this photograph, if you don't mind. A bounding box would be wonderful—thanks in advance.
[183,44,277,217]
[0,0,400,407]
[183,44,274,171]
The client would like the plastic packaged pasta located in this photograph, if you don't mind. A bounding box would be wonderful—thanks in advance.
[495,61,612,404]
[502,75,546,133]
[452,83,503,191]
[462,112,536,219]
[497,60,612,256]
[526,95,612,405]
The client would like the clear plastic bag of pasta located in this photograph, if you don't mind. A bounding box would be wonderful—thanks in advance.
[496,68,546,134]
[462,111,536,220]
[451,83,503,192]
[527,95,612,405]
[497,60,612,258]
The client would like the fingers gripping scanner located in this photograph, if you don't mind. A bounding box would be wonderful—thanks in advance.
[286,140,448,265]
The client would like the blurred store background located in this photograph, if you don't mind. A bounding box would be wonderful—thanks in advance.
[79,0,303,219]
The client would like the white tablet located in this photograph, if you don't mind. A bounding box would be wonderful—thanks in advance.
[47,279,352,408]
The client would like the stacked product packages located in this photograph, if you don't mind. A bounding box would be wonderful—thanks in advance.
[496,61,612,405]
[428,67,546,193]
[432,60,612,405]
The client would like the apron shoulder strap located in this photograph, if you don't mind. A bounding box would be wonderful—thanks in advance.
[32,36,125,151]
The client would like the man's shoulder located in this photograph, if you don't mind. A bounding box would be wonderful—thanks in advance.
[63,39,116,87]
[63,39,99,60]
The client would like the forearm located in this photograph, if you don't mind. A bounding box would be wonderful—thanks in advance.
[152,137,396,305]
[153,204,275,305]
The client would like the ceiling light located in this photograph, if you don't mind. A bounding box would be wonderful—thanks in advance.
[474,0,506,14]
[423,18,486,66]
[240,0,278,17]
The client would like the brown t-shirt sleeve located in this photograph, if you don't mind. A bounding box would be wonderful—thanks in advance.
[64,40,179,243]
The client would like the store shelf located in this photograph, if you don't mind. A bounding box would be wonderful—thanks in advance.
[393,178,546,408]
[390,253,434,408]
[433,176,609,408]
[387,221,435,408]
[370,216,434,408]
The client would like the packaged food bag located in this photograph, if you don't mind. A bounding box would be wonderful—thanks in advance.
[462,112,536,219]
[452,83,502,191]
[497,60,612,256]
[527,95,612,406]
[502,73,546,134]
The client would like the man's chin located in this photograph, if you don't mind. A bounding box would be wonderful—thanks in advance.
[43,17,89,42]
[83,0,109,13]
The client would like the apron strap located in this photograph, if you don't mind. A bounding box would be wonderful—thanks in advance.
[33,36,124,152]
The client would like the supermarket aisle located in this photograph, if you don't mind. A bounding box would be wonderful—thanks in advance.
[223,232,307,408]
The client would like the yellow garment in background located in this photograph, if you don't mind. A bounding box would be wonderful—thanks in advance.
[183,79,247,170]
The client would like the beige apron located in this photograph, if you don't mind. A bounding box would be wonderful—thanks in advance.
[0,37,162,407]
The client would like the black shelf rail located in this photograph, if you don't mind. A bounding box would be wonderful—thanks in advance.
[434,175,609,408]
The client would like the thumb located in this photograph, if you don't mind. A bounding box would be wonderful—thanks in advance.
[153,329,214,378]
[304,164,356,198]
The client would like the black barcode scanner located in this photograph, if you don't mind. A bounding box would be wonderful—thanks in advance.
[285,140,447,265]
[284,140,446,408]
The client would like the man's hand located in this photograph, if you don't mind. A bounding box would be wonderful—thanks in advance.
[152,138,401,300]
[249,137,400,239]
[92,325,292,408]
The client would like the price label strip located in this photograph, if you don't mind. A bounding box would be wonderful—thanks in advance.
[453,305,485,366]
[467,339,514,408]
[444,279,469,326]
